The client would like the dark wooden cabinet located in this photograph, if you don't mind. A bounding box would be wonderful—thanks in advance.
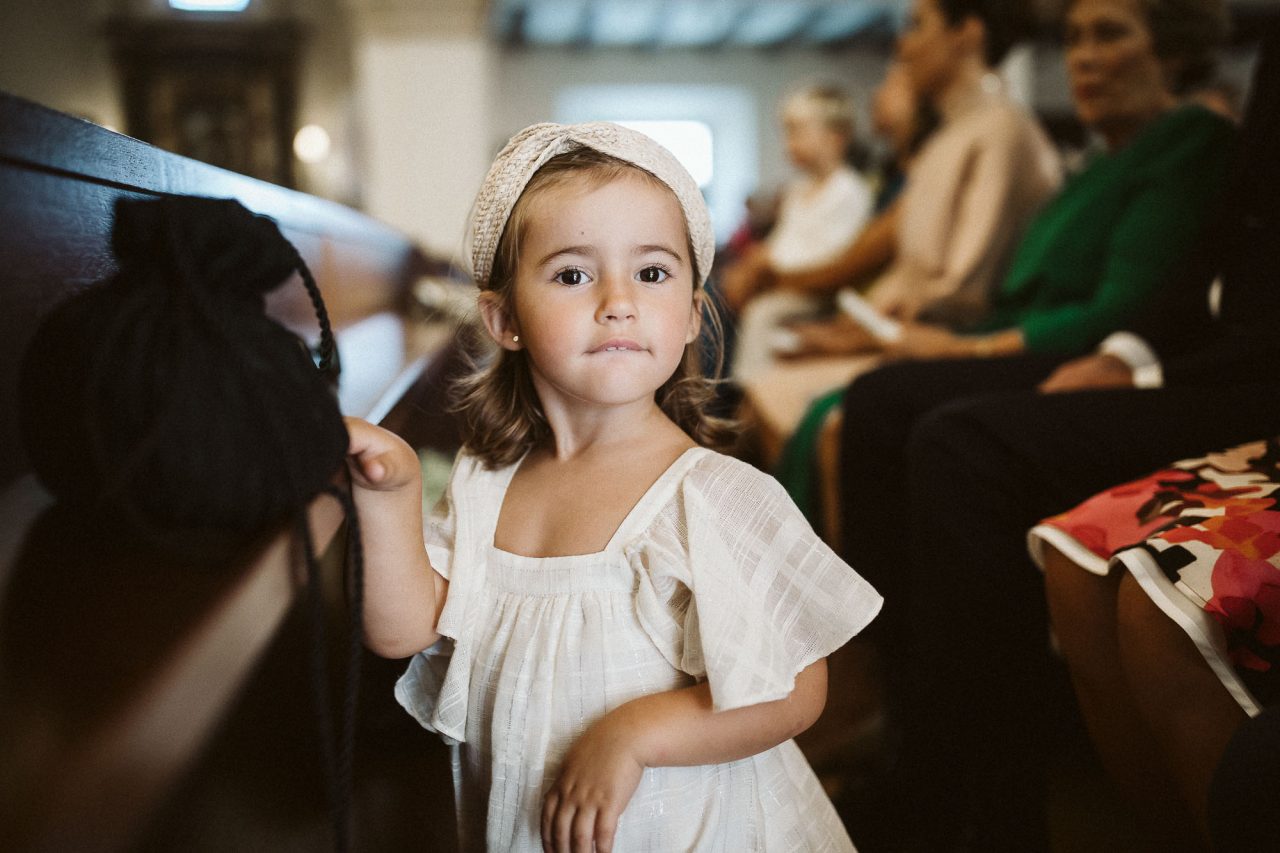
[107,16,303,187]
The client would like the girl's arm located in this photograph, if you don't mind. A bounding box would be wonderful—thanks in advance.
[344,416,446,658]
[541,658,827,853]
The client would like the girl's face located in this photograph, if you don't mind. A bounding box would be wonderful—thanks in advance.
[489,172,701,417]
[1065,0,1172,144]
[897,0,971,99]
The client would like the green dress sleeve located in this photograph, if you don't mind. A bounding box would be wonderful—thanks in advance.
[1011,107,1235,353]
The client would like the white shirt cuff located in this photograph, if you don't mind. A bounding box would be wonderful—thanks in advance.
[1099,332,1163,389]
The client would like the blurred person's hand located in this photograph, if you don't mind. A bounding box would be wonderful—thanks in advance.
[878,294,924,321]
[779,315,881,358]
[1039,353,1135,394]
[883,322,970,360]
[720,246,774,313]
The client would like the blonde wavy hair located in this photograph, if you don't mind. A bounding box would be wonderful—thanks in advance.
[453,148,734,469]
[783,83,857,140]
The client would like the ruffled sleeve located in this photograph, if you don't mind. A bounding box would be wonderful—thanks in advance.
[394,452,500,744]
[629,453,882,712]
[422,471,458,579]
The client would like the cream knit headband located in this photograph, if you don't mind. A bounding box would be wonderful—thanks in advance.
[466,121,715,290]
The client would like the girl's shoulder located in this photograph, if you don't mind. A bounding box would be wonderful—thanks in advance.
[645,449,800,540]
[682,449,786,500]
[449,448,519,486]
[431,449,520,522]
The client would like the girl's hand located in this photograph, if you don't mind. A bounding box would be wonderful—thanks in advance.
[541,716,645,853]
[344,416,420,492]
[537,660,826,850]
[345,417,442,659]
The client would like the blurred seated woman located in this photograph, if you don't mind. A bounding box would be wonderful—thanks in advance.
[721,66,937,383]
[767,0,1236,532]
[731,64,934,464]
[1031,437,1280,849]
[740,0,1061,471]
[772,63,938,309]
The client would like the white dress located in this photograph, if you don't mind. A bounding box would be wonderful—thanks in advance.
[396,447,883,852]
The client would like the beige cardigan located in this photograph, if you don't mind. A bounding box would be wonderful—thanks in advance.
[869,79,1062,328]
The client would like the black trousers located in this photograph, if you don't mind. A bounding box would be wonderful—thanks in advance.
[1208,704,1280,852]
[837,355,1280,851]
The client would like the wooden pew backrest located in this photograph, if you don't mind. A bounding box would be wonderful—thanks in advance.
[0,90,427,489]
[0,91,453,852]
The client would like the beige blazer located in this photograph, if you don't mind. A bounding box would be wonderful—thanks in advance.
[869,81,1062,328]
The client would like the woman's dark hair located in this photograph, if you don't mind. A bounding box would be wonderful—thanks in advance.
[1139,0,1229,94]
[908,98,943,157]
[18,195,362,851]
[936,0,1036,66]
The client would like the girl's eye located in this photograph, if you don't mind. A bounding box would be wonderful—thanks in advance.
[637,266,669,284]
[554,268,587,286]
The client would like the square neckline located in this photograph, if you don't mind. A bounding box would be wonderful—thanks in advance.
[489,446,706,562]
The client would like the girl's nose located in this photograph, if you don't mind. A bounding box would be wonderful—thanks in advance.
[596,275,637,322]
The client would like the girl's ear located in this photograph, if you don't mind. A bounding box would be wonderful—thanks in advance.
[686,290,705,345]
[478,290,522,351]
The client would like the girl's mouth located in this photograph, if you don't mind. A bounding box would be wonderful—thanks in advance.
[591,339,644,353]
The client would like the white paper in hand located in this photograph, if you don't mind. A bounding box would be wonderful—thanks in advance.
[837,289,903,343]
[768,328,803,355]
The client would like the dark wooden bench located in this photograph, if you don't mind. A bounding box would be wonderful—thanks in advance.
[0,92,463,852]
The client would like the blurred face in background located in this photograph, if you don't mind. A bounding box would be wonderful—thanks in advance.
[897,0,981,100]
[872,64,921,158]
[1065,0,1176,146]
[782,100,848,175]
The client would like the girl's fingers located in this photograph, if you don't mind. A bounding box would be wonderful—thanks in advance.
[344,450,387,487]
[344,422,387,479]
[571,806,597,853]
[540,793,558,853]
[594,809,619,853]
[553,800,578,853]
[343,418,420,490]
[343,417,379,453]
[355,453,387,483]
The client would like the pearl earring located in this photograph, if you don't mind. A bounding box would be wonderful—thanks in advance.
[512,334,520,343]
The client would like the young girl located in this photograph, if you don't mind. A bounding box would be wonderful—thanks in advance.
[345,122,882,852]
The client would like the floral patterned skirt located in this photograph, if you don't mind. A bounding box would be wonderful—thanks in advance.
[1028,438,1280,715]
